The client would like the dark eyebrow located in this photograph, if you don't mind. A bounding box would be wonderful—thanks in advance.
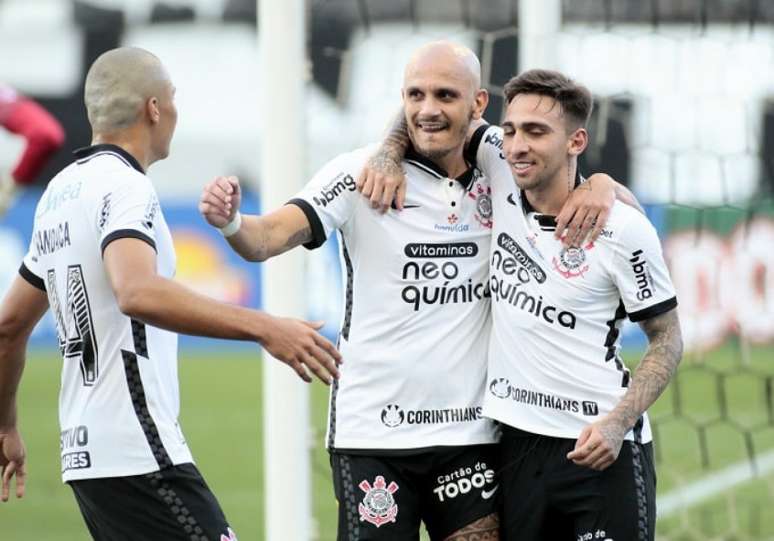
[522,121,552,132]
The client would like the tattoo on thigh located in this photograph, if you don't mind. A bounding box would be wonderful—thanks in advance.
[444,513,500,541]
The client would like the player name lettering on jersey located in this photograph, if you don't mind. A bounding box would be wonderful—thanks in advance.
[35,221,71,255]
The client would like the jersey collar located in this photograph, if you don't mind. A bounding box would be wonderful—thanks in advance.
[73,144,145,174]
[404,142,479,190]
[520,169,585,230]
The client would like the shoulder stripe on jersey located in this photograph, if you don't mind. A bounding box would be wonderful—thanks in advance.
[628,296,678,323]
[604,300,630,388]
[19,262,45,291]
[101,229,156,257]
[121,350,173,469]
[287,198,326,250]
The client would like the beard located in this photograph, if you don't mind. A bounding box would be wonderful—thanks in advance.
[409,114,472,163]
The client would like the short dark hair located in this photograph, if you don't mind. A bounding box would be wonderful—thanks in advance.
[503,69,593,129]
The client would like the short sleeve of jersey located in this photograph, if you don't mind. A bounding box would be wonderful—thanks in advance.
[98,174,159,256]
[20,242,45,291]
[287,150,366,250]
[474,125,507,179]
[609,209,677,322]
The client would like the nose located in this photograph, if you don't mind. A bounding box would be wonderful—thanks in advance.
[504,130,529,159]
[418,95,441,118]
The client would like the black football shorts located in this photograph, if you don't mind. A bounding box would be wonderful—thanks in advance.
[330,444,499,541]
[68,463,236,541]
[498,426,656,541]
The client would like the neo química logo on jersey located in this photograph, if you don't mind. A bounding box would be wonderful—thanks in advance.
[400,242,490,311]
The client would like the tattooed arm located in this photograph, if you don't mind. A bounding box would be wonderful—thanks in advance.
[357,113,411,211]
[568,309,683,470]
[226,208,312,262]
[199,175,312,262]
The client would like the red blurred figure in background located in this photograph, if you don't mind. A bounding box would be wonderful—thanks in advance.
[0,84,65,216]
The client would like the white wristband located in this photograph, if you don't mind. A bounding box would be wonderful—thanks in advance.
[219,211,242,237]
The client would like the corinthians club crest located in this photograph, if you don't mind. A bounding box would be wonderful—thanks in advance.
[359,476,399,527]
[552,243,592,279]
[467,181,493,229]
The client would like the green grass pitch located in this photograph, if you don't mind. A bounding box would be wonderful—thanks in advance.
[1,345,773,540]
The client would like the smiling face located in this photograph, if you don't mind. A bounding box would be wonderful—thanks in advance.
[501,93,587,193]
[402,42,487,168]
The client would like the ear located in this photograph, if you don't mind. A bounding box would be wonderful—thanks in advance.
[567,127,588,157]
[146,96,160,125]
[472,88,489,120]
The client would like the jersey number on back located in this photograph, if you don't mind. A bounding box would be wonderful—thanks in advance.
[47,265,99,386]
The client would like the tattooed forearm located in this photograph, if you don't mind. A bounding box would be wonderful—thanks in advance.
[227,216,311,262]
[284,226,312,250]
[381,112,410,157]
[444,513,500,541]
[607,309,683,434]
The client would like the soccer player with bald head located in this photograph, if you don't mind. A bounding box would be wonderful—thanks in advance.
[200,41,619,540]
[0,47,341,540]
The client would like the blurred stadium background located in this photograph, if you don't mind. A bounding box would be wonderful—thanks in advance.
[1,0,774,539]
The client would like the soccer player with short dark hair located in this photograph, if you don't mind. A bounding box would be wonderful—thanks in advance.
[477,69,683,540]
[0,47,340,541]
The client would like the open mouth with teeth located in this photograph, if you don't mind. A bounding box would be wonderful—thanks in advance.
[511,161,537,175]
[416,121,448,133]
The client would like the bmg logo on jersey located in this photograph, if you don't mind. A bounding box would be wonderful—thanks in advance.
[630,249,655,300]
[433,461,496,502]
[312,173,356,207]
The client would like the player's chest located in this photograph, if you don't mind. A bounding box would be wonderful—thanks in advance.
[490,214,614,301]
[395,173,493,236]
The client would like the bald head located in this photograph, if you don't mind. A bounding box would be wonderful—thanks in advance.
[84,47,171,134]
[404,41,482,94]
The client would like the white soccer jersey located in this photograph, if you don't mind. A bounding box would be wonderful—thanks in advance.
[476,127,677,443]
[20,144,192,482]
[290,141,499,452]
